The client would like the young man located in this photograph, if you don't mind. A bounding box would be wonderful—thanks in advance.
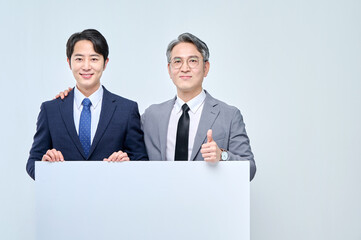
[26,29,148,180]
[142,33,256,180]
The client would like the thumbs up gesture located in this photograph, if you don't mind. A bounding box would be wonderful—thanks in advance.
[200,129,222,162]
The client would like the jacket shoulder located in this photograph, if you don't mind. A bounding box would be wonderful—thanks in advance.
[206,92,241,114]
[143,98,174,116]
[105,89,138,107]
[40,98,62,109]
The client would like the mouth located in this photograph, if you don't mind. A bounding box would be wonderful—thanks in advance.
[180,76,192,80]
[80,73,94,79]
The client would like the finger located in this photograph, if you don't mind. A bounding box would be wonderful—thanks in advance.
[42,154,51,161]
[62,88,71,98]
[46,149,56,161]
[202,152,216,159]
[107,152,117,162]
[114,152,122,161]
[204,156,214,162]
[115,152,125,161]
[119,152,129,161]
[115,152,127,161]
[122,153,129,161]
[112,151,125,161]
[201,143,211,152]
[58,151,64,161]
[201,143,215,154]
[59,92,65,99]
[53,150,62,162]
[207,129,213,143]
[204,156,217,162]
[202,152,212,158]
[66,87,72,96]
[200,146,210,154]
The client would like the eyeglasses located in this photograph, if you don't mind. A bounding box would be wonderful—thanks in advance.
[170,56,205,69]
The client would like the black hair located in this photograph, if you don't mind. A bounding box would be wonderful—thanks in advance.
[66,29,109,65]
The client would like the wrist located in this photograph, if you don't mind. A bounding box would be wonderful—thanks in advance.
[220,148,229,161]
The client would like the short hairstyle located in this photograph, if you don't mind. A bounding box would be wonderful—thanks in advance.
[66,29,109,65]
[166,33,210,63]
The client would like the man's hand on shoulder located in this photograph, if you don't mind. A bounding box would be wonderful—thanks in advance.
[201,129,221,162]
[104,151,130,162]
[54,87,72,100]
[42,149,64,162]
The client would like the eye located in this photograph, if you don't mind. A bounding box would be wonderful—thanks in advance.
[173,59,181,64]
[189,58,199,63]
[75,57,83,62]
[91,58,99,62]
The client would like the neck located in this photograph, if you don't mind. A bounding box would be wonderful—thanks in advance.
[77,84,100,97]
[177,88,202,103]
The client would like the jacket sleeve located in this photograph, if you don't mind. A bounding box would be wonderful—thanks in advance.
[226,109,256,181]
[26,103,52,180]
[124,102,148,160]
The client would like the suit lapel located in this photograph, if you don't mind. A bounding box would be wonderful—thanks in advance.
[190,92,220,160]
[159,97,176,160]
[59,89,86,159]
[88,87,116,158]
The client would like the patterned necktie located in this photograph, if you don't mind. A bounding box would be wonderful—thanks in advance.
[175,103,190,161]
[79,98,92,157]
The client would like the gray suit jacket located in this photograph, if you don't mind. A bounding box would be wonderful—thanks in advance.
[141,90,256,181]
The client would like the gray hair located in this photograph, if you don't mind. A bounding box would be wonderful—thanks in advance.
[166,33,210,63]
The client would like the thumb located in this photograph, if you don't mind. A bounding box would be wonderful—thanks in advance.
[207,129,213,143]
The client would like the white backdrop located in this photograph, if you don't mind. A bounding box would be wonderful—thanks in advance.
[0,0,360,239]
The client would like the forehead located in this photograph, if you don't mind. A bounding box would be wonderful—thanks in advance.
[72,40,98,55]
[171,42,202,58]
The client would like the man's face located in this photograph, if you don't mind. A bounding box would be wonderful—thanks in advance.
[168,42,210,96]
[67,40,108,95]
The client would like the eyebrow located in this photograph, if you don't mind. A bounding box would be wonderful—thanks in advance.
[73,54,100,57]
[173,55,199,59]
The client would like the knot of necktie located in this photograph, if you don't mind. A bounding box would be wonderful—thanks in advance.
[82,98,92,109]
[182,103,190,113]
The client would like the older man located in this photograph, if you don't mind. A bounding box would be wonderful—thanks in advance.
[142,33,256,180]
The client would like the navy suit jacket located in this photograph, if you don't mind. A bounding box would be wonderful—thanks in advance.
[26,86,148,180]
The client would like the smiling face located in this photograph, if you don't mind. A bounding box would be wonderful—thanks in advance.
[67,40,109,97]
[168,42,210,102]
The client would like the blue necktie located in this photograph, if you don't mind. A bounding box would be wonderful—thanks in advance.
[79,98,92,157]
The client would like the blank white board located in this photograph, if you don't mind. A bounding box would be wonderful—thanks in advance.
[36,161,249,240]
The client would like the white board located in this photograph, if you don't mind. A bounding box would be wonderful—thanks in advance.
[36,161,249,240]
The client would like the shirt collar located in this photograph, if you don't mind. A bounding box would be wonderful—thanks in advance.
[174,89,206,114]
[74,85,103,110]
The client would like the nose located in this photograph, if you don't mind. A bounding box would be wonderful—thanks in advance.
[180,60,190,72]
[82,59,91,70]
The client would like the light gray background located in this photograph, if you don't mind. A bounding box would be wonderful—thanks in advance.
[0,0,360,239]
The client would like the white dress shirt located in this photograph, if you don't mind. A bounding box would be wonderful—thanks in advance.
[166,90,206,161]
[73,85,103,144]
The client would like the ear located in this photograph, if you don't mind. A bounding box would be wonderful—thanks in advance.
[103,58,109,70]
[203,61,210,77]
[167,63,171,78]
[67,58,71,69]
